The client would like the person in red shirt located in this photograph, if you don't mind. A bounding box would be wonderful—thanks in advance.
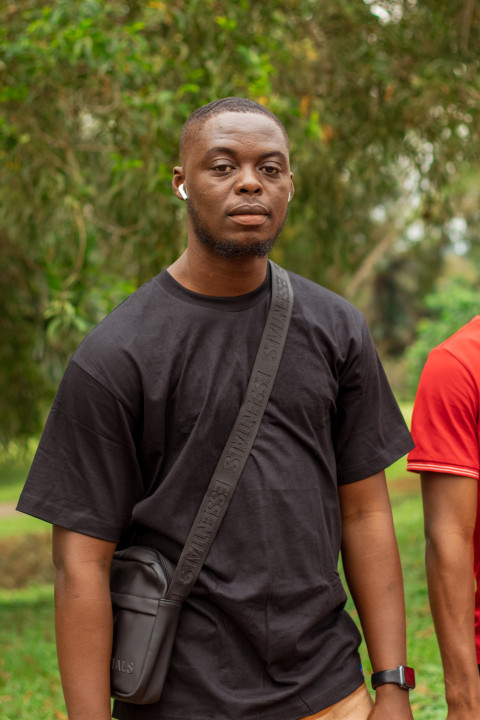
[407,316,480,720]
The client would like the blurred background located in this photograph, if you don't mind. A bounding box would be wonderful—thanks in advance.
[0,1,479,718]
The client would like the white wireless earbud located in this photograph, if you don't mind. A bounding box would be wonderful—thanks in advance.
[178,183,188,200]
[288,192,291,202]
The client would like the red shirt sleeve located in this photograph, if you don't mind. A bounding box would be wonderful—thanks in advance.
[407,346,480,479]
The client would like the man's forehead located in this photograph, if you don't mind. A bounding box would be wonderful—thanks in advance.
[190,111,289,154]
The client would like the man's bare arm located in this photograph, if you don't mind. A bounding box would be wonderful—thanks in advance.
[52,525,116,720]
[339,471,413,719]
[421,471,480,720]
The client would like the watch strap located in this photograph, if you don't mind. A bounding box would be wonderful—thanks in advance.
[371,665,416,690]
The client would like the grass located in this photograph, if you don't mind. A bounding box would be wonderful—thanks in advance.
[0,438,38,502]
[384,462,446,717]
[0,455,47,537]
[0,513,48,538]
[0,431,448,718]
[0,585,67,720]
[0,463,30,503]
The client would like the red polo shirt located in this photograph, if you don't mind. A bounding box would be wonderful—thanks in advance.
[407,316,480,661]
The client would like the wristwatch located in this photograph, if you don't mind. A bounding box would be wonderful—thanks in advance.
[371,665,416,690]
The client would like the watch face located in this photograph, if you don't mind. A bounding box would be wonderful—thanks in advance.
[403,666,416,689]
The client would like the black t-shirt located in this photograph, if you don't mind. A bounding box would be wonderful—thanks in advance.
[18,266,413,720]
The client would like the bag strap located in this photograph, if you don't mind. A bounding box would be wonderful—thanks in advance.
[166,261,293,603]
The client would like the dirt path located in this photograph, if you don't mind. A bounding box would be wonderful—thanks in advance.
[0,502,18,518]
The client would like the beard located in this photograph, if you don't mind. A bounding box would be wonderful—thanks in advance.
[187,201,287,259]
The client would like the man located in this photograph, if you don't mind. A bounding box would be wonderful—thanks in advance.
[18,97,415,720]
[407,316,480,719]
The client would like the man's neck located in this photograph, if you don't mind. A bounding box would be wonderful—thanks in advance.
[168,247,269,297]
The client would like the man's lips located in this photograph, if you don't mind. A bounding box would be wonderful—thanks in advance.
[228,204,269,216]
[228,204,269,226]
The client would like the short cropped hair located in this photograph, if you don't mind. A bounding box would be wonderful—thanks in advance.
[179,97,289,164]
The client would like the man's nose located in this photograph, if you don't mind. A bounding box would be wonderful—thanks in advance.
[235,166,262,194]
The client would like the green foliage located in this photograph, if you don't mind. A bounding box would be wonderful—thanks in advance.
[386,478,447,719]
[0,532,55,588]
[0,443,47,535]
[1,0,480,440]
[0,514,47,538]
[0,464,30,503]
[0,585,67,720]
[405,272,479,393]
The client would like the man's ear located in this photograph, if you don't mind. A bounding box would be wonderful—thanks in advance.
[288,176,295,203]
[172,167,187,201]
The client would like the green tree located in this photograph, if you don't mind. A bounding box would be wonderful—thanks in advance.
[405,267,480,394]
[1,0,479,440]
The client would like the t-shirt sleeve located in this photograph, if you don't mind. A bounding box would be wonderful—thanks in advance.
[334,318,414,485]
[407,347,480,479]
[16,360,144,542]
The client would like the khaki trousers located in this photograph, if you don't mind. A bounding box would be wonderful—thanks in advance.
[301,683,373,719]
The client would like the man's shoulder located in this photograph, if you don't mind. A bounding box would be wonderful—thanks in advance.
[419,316,480,396]
[289,270,359,305]
[76,273,168,353]
[70,273,172,388]
[430,316,480,368]
[288,270,365,325]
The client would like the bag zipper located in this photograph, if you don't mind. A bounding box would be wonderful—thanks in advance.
[153,549,172,586]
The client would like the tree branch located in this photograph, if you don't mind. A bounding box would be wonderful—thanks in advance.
[459,0,476,55]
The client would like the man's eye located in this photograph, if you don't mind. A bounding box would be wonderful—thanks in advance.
[212,164,234,173]
[261,166,280,175]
